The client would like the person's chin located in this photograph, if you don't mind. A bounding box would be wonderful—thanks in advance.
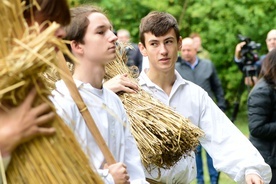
[109,54,116,60]
[268,47,275,52]
[105,56,116,64]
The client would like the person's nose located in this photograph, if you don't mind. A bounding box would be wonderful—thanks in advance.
[160,44,168,55]
[109,30,118,43]
[55,28,66,39]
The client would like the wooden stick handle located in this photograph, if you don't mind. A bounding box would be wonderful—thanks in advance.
[146,178,163,184]
[56,51,116,165]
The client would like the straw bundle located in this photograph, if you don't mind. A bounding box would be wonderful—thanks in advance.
[0,0,102,183]
[104,43,204,170]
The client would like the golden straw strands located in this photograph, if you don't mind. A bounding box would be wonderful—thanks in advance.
[7,115,102,184]
[0,0,103,183]
[104,43,204,171]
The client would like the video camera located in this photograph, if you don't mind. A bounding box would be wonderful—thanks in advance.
[231,35,262,123]
[237,34,261,77]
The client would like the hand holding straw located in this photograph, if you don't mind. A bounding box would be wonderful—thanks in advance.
[56,51,116,165]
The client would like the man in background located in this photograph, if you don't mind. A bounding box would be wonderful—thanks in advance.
[117,29,143,72]
[234,29,276,86]
[176,37,226,184]
[190,32,211,60]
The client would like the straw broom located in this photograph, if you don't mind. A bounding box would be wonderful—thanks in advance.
[104,43,204,171]
[0,0,103,183]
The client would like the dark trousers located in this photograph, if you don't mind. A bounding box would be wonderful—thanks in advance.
[196,145,219,184]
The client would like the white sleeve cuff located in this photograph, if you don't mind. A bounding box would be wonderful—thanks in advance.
[245,169,263,181]
[234,57,242,63]
[98,169,115,184]
[2,155,11,171]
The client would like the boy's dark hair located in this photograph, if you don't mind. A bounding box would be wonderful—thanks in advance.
[139,11,180,46]
[260,48,276,86]
[23,0,70,26]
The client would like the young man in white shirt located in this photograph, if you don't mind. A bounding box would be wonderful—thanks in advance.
[51,5,146,184]
[137,11,271,184]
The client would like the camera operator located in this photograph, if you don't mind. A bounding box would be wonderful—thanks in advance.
[234,29,276,86]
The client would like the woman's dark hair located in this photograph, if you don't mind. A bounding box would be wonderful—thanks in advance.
[259,48,276,86]
[23,0,71,26]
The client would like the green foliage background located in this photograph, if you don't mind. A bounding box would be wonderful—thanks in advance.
[69,0,276,114]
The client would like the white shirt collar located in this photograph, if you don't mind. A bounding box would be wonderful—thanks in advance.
[139,68,188,89]
[55,79,104,99]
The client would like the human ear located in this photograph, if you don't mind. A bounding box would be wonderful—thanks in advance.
[138,42,148,57]
[178,36,182,51]
[70,40,83,55]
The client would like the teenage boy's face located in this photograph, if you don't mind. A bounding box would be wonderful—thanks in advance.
[139,28,181,72]
[81,12,117,64]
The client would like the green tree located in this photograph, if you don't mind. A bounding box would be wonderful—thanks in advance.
[71,0,276,115]
[178,0,276,113]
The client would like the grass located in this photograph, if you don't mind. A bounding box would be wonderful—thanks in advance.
[191,108,249,184]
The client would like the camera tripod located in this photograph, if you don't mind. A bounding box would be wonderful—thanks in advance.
[230,67,257,123]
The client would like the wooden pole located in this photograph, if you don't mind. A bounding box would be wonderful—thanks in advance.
[56,51,116,165]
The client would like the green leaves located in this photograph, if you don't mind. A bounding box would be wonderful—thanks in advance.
[70,0,276,112]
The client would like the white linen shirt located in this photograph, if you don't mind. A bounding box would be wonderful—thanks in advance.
[51,80,146,184]
[139,69,272,184]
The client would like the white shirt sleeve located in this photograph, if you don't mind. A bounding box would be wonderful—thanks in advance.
[199,92,272,184]
[98,169,114,184]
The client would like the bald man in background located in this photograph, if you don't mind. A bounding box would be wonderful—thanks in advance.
[176,37,226,184]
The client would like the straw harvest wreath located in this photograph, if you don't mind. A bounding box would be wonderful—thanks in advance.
[0,0,102,183]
